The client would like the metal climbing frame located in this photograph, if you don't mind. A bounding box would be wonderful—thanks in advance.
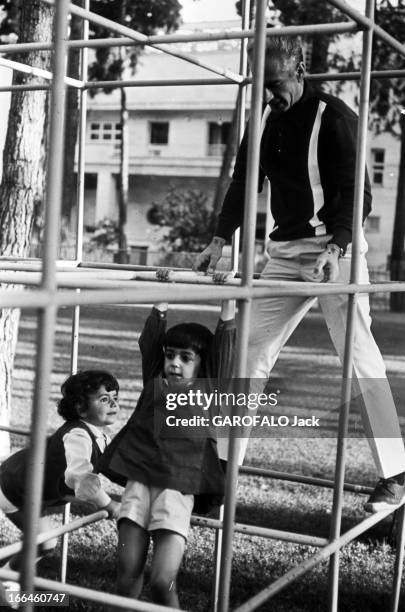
[0,0,405,610]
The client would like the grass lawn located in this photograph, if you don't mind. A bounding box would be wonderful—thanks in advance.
[1,305,405,611]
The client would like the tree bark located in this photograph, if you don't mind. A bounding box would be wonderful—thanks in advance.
[0,0,53,455]
[390,112,405,312]
[309,35,329,74]
[211,97,239,231]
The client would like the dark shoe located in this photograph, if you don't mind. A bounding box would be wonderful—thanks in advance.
[364,473,405,513]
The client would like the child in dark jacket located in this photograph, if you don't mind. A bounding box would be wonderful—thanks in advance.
[100,271,235,609]
[0,370,121,572]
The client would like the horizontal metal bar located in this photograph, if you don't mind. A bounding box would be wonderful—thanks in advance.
[84,77,236,89]
[0,290,52,308]
[0,567,179,612]
[0,425,30,436]
[235,505,399,612]
[0,260,81,272]
[191,515,328,546]
[1,277,405,309]
[0,84,51,92]
[0,22,359,55]
[1,268,405,294]
[131,21,359,44]
[0,56,83,88]
[239,466,373,495]
[309,69,405,82]
[327,0,405,59]
[79,261,185,272]
[0,67,403,95]
[0,510,108,562]
[0,64,402,94]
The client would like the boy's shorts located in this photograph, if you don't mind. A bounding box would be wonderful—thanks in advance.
[119,481,194,540]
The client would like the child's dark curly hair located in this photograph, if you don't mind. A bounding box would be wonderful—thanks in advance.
[164,323,214,378]
[58,370,119,421]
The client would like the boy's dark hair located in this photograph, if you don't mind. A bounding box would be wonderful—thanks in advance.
[165,323,214,377]
[58,370,119,421]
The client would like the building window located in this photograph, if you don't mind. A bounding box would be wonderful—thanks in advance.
[365,215,380,233]
[89,122,121,141]
[150,122,169,145]
[208,121,231,156]
[371,148,385,185]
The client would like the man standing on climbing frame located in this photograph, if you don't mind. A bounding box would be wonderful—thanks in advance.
[194,34,405,512]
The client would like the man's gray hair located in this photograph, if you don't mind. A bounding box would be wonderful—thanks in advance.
[248,34,304,70]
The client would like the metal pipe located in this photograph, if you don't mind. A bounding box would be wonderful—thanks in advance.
[213,3,251,608]
[217,3,268,610]
[0,55,83,88]
[2,268,405,294]
[0,22,359,54]
[41,0,244,84]
[327,1,375,609]
[84,77,238,89]
[1,280,405,311]
[327,0,405,59]
[239,466,373,495]
[0,569,180,612]
[191,515,328,547]
[1,66,405,95]
[20,0,69,603]
[0,425,31,436]
[59,6,90,575]
[390,506,405,612]
[74,0,89,264]
[0,84,51,92]
[212,505,224,612]
[62,0,91,583]
[59,504,70,583]
[308,69,405,82]
[231,0,251,274]
[234,506,397,612]
[0,510,108,562]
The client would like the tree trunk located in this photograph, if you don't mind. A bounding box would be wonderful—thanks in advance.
[309,34,329,74]
[61,11,82,223]
[390,112,405,312]
[0,0,53,456]
[211,97,239,231]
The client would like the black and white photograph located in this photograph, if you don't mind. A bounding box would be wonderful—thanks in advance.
[0,0,405,610]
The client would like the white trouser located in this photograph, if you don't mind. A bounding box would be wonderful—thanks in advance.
[219,235,405,478]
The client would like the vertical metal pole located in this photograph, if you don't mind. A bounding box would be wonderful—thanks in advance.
[59,0,89,582]
[390,506,405,612]
[74,0,89,264]
[264,179,272,251]
[231,0,251,273]
[213,3,251,610]
[212,504,224,612]
[327,1,375,610]
[20,1,69,608]
[217,2,267,610]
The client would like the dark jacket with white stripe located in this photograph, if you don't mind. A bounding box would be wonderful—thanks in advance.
[215,82,372,253]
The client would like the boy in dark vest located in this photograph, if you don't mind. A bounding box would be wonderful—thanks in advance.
[0,370,121,575]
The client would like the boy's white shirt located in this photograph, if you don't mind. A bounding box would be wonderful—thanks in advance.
[63,421,111,508]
